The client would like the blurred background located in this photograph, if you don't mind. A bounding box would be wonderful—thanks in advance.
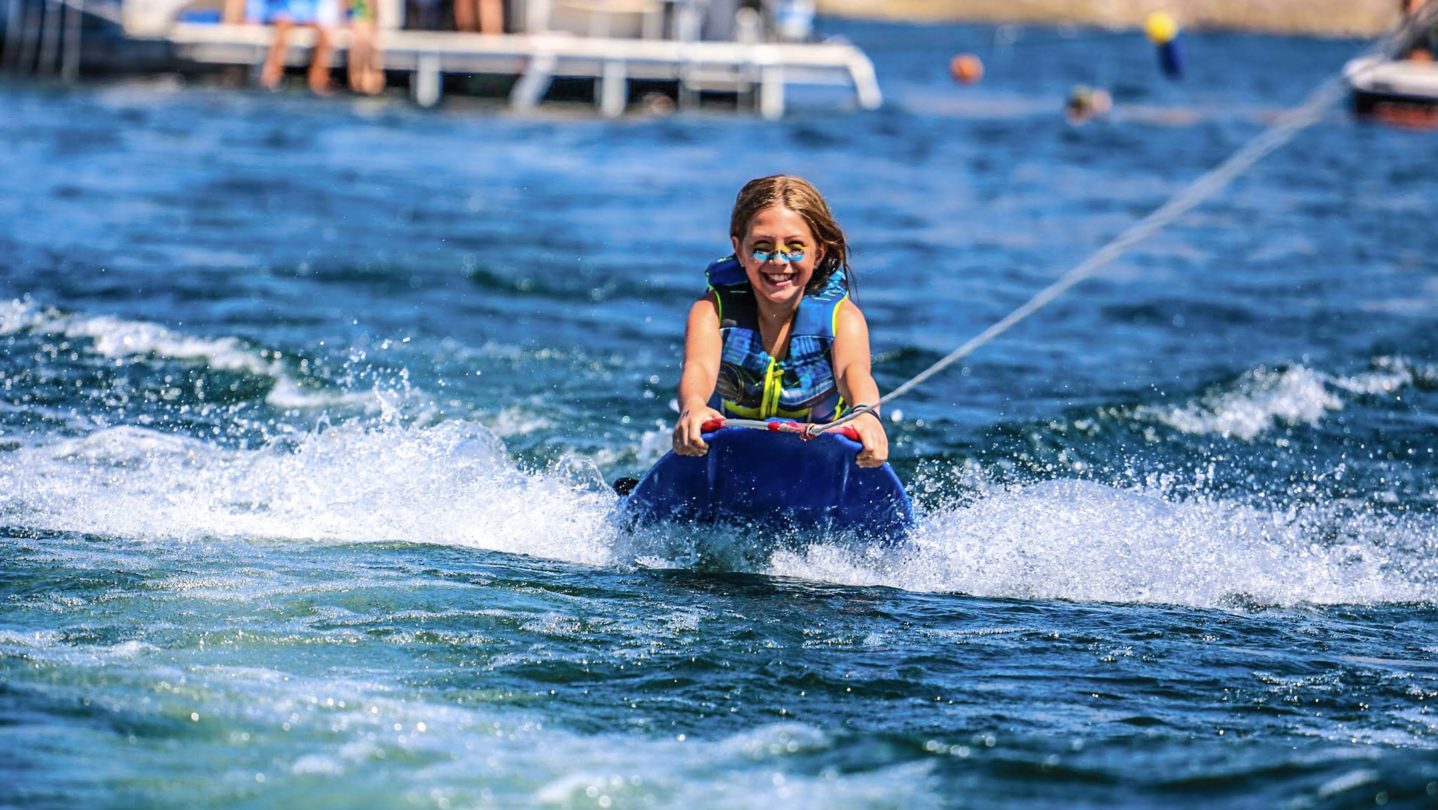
[3,0,1438,807]
[0,0,1423,110]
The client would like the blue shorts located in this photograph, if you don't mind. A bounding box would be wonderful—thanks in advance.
[249,0,338,25]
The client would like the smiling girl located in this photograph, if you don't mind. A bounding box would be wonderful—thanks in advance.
[673,175,889,468]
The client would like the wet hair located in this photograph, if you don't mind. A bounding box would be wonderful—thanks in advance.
[730,175,853,294]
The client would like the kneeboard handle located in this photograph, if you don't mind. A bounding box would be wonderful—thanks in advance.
[700,417,861,442]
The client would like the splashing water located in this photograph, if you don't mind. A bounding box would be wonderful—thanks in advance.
[4,412,1432,610]
[4,26,1438,808]
[1,419,618,564]
[1,297,370,410]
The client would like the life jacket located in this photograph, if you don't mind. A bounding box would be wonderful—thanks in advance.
[704,255,849,423]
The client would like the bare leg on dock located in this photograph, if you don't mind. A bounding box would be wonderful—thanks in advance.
[260,18,293,89]
[260,17,334,94]
[307,24,334,94]
[348,18,385,94]
[455,0,502,33]
[479,0,502,33]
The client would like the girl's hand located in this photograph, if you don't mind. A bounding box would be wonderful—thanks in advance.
[850,411,889,468]
[673,406,724,456]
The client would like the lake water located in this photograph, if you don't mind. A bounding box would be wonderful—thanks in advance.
[3,18,1437,808]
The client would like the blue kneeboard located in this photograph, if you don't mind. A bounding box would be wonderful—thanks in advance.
[620,427,914,540]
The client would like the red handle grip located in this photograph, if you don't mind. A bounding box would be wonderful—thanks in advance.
[769,420,862,442]
[701,418,861,442]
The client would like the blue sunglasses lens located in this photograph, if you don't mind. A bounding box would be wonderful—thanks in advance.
[752,248,805,263]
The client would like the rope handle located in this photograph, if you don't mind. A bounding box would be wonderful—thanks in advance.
[700,404,877,442]
[671,16,1425,459]
[692,21,1428,439]
[700,418,861,442]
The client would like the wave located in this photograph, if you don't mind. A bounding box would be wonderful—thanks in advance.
[2,417,1433,610]
[1132,357,1433,441]
[766,478,1437,609]
[0,297,369,410]
[0,419,619,565]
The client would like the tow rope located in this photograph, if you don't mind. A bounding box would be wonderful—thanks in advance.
[702,9,1434,442]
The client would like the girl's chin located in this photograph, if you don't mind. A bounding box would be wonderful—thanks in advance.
[755,288,803,306]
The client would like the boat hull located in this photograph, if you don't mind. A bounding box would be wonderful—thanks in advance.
[1346,54,1438,127]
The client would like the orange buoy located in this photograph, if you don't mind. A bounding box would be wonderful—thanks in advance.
[949,53,984,85]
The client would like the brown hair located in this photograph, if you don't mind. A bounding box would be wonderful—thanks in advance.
[730,175,851,294]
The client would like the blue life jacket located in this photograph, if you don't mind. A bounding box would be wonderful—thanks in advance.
[704,255,849,423]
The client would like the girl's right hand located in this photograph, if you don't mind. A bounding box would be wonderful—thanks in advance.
[673,406,724,456]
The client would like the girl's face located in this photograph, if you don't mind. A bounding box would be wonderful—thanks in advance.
[732,205,825,310]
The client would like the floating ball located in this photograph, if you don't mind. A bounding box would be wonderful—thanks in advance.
[949,53,984,85]
[1144,11,1178,45]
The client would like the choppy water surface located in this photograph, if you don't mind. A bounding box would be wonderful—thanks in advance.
[3,20,1438,808]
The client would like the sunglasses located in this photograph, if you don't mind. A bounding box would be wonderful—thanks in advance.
[750,246,807,263]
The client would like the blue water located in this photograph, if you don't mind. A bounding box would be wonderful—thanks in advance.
[4,19,1438,808]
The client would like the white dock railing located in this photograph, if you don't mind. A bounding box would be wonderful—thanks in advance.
[164,23,883,117]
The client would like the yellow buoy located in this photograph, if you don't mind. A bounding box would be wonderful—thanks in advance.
[1144,11,1178,45]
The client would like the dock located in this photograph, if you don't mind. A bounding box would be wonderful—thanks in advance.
[0,0,882,117]
[163,24,882,117]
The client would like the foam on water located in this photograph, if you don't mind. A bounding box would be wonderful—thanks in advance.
[1,297,369,410]
[486,405,556,438]
[3,414,1432,610]
[1134,358,1434,441]
[0,419,618,565]
[767,478,1437,609]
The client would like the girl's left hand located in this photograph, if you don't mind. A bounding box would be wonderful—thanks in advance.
[850,411,888,468]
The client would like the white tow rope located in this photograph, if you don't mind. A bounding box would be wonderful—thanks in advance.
[714,10,1433,441]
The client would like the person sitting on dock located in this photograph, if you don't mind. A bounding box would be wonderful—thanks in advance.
[257,0,341,94]
[345,0,384,94]
[403,0,441,31]
[454,0,503,34]
[1401,0,1437,61]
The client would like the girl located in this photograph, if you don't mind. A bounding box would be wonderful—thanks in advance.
[673,175,889,468]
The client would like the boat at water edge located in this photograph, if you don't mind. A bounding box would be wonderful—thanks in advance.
[1345,54,1438,127]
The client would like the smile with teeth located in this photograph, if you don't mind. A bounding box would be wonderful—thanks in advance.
[761,271,797,287]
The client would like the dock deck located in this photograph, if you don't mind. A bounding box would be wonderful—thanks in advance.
[163,23,883,117]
